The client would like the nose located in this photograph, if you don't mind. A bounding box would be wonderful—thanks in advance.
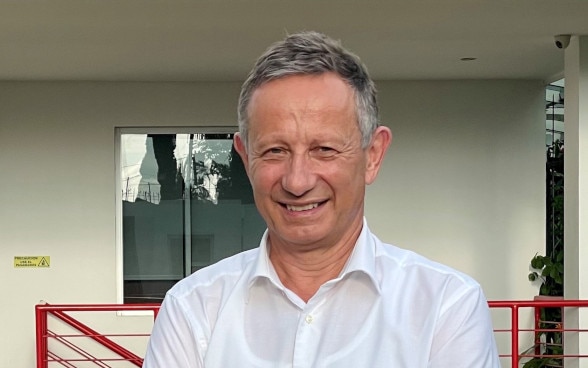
[282,154,316,197]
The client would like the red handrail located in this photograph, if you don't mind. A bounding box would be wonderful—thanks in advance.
[46,330,110,368]
[35,303,159,368]
[489,299,588,368]
[50,308,142,366]
[36,300,588,367]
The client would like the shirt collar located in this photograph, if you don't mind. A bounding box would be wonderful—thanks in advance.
[338,218,381,294]
[249,229,282,288]
[248,218,381,295]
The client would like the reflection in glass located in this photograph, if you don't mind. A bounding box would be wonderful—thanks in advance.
[121,133,265,303]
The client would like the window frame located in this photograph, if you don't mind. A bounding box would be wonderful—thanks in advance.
[115,126,240,304]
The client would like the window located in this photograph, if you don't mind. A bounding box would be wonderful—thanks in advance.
[116,128,266,303]
[546,79,564,146]
[545,80,564,271]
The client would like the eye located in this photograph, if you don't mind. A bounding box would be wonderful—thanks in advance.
[268,147,284,154]
[313,146,338,158]
[262,147,286,158]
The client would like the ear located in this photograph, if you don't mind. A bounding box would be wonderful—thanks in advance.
[365,126,392,185]
[233,132,250,173]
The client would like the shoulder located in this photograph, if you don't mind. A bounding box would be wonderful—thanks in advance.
[379,240,477,280]
[166,248,259,302]
[367,237,498,365]
[149,248,260,350]
[371,235,483,301]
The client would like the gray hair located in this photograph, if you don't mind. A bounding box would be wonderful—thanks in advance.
[238,31,379,149]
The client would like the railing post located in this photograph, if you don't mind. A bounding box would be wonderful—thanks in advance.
[534,303,541,356]
[512,305,519,368]
[35,304,48,368]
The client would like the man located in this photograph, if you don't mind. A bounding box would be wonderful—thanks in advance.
[143,31,500,367]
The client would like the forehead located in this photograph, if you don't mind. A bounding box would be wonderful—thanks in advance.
[247,73,356,119]
[245,74,362,148]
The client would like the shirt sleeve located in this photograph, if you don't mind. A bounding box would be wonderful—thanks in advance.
[142,294,204,368]
[428,284,501,368]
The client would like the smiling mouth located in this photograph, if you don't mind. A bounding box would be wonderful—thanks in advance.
[286,203,320,212]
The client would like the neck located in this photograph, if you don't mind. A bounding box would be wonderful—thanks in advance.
[268,224,362,302]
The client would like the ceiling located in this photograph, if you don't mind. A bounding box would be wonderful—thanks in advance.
[2,0,588,83]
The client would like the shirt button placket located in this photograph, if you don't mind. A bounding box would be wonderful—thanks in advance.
[292,311,316,368]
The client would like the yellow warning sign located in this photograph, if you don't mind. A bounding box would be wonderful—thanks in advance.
[14,256,51,268]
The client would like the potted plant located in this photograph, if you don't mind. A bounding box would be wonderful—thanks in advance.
[522,251,563,368]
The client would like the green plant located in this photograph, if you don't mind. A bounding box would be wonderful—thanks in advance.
[528,140,564,297]
[528,251,564,297]
[521,356,563,368]
[522,139,564,368]
[524,251,563,368]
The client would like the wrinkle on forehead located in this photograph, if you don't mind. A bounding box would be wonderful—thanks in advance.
[246,73,359,149]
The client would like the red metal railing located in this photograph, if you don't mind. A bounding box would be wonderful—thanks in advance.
[489,299,588,368]
[36,300,588,367]
[35,303,160,368]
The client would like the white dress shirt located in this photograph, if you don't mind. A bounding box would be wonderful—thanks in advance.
[143,221,500,367]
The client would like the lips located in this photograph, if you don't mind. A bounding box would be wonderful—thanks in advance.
[286,203,319,212]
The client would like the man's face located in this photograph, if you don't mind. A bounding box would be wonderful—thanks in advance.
[235,73,388,250]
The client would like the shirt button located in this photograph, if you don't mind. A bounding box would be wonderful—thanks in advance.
[305,315,314,324]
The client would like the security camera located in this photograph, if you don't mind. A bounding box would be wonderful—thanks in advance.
[554,35,571,49]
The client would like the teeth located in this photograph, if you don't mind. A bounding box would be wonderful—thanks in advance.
[286,203,319,212]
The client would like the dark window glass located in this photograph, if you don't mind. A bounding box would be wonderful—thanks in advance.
[120,132,265,303]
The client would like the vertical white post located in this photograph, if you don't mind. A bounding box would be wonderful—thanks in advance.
[564,35,588,368]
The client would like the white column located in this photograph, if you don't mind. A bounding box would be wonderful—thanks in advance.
[564,35,588,368]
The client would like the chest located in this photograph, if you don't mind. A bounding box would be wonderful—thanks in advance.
[201,278,437,367]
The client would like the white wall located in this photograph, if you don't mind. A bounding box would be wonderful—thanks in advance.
[0,80,545,366]
[370,80,546,300]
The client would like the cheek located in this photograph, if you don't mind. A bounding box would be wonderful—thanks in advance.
[249,164,282,192]
[326,160,365,182]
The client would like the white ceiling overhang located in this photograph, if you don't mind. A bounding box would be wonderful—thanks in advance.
[1,0,588,82]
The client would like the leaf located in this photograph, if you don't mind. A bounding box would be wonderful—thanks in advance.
[550,267,558,279]
[531,256,544,269]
